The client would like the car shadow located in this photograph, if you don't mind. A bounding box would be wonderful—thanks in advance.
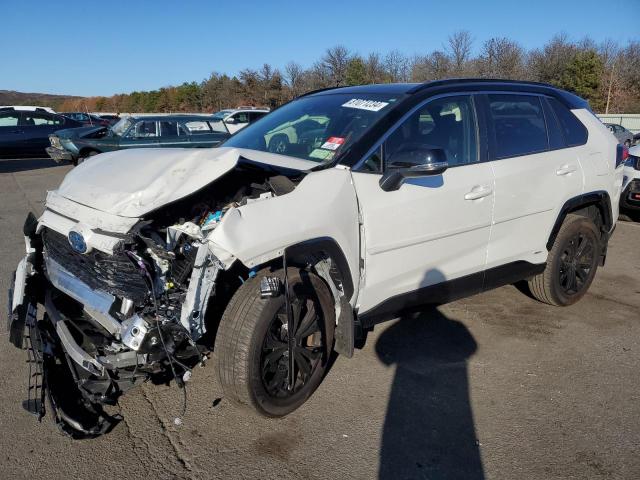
[375,292,484,478]
[0,158,63,173]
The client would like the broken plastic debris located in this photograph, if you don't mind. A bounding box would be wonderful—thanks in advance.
[202,210,223,229]
[174,417,183,426]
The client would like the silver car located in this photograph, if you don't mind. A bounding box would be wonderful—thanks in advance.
[605,123,634,146]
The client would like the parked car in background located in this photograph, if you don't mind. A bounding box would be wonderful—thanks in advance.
[61,112,111,127]
[621,144,640,217]
[0,107,82,158]
[0,105,56,113]
[212,107,270,134]
[605,123,634,146]
[46,114,230,165]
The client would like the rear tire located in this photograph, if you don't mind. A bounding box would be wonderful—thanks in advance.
[528,214,600,306]
[214,267,335,417]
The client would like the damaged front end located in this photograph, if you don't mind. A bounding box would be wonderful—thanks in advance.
[7,162,301,438]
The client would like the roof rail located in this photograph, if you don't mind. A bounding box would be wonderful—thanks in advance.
[298,85,346,97]
[406,78,557,94]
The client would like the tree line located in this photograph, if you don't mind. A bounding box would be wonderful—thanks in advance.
[58,32,640,114]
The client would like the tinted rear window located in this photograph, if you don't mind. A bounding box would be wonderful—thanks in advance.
[547,97,588,147]
[488,94,548,159]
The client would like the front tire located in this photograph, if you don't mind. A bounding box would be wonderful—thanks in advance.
[214,267,335,417]
[528,214,600,306]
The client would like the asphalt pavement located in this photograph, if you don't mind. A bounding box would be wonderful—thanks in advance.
[0,158,639,480]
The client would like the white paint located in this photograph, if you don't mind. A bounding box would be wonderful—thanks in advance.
[53,147,317,218]
[351,163,494,313]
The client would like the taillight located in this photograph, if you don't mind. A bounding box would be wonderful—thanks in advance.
[616,144,629,167]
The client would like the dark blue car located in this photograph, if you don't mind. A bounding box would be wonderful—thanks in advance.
[0,107,82,158]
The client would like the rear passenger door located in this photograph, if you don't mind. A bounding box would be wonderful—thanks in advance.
[481,93,583,276]
[158,120,189,148]
[20,111,66,155]
[119,120,160,149]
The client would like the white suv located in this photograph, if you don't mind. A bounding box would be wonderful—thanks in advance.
[8,80,623,436]
[212,107,270,134]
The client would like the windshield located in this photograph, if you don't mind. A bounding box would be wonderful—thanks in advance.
[111,118,133,136]
[223,93,398,163]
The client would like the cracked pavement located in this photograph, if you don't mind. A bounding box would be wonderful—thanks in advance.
[1,158,639,480]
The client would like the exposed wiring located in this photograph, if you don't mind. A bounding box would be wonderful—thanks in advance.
[127,250,188,424]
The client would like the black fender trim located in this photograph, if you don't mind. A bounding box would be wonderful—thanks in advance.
[285,237,355,301]
[546,191,613,251]
[285,237,356,358]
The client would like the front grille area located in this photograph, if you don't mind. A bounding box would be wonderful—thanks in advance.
[42,228,149,303]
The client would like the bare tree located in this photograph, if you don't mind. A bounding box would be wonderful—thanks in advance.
[478,37,525,79]
[527,33,577,84]
[284,61,304,97]
[365,52,386,83]
[447,30,473,74]
[411,51,451,81]
[322,45,351,86]
[384,50,410,82]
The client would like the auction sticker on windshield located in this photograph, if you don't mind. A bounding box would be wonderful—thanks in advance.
[309,149,335,160]
[342,99,389,111]
[321,136,345,150]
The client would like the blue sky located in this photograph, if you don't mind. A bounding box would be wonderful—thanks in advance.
[1,0,637,97]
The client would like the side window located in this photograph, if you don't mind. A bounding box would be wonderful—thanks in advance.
[159,121,179,136]
[547,97,588,147]
[384,95,478,167]
[129,121,158,138]
[232,112,249,124]
[487,94,548,159]
[249,111,266,122]
[184,121,212,133]
[21,112,63,126]
[541,98,565,150]
[0,112,20,126]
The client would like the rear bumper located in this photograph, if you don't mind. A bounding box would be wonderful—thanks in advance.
[621,180,640,211]
[46,146,75,163]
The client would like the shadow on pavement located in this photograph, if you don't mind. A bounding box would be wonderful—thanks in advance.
[375,305,484,479]
[0,158,63,173]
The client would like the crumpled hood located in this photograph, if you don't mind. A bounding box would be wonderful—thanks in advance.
[55,125,106,139]
[54,147,317,218]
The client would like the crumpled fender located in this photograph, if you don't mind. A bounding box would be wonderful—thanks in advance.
[206,167,361,303]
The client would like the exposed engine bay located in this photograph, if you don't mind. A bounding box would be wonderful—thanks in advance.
[8,159,305,438]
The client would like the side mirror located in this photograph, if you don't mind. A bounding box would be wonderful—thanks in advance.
[379,147,448,192]
[225,117,236,124]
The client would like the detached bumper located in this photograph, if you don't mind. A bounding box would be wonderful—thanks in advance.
[46,146,74,163]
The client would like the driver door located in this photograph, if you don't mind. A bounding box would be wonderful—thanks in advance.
[119,120,160,149]
[351,95,495,316]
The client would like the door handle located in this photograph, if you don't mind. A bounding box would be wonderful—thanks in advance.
[464,185,493,200]
[556,164,577,176]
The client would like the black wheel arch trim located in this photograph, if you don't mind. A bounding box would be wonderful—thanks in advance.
[283,237,355,302]
[547,191,613,251]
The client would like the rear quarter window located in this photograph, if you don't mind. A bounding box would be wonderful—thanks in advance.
[547,97,588,147]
